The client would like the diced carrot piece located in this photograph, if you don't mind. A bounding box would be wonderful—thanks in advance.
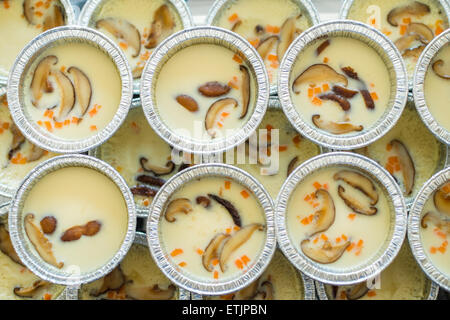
[37,120,43,126]
[235,259,244,269]
[399,24,407,35]
[342,234,348,241]
[323,183,329,190]
[44,121,52,132]
[233,54,243,64]
[370,18,376,25]
[178,262,187,267]
[430,247,437,254]
[89,108,97,117]
[54,122,63,129]
[226,227,232,234]
[240,190,250,199]
[313,182,322,189]
[35,11,43,17]
[336,237,341,243]
[268,54,278,62]
[323,57,329,63]
[90,125,98,131]
[228,13,239,22]
[36,0,44,7]
[225,180,231,189]
[442,183,450,193]
[385,164,394,175]
[278,145,288,152]
[395,163,401,171]
[367,290,376,297]
[196,248,204,255]
[308,87,314,98]
[233,226,240,231]
[43,293,52,300]
[301,217,309,225]
[214,271,219,279]
[71,117,80,124]
[370,92,378,100]
[312,202,319,208]
[386,143,392,151]
[402,17,411,24]
[3,0,10,9]
[346,243,355,251]
[312,97,322,106]
[266,25,280,33]
[0,128,3,134]
[270,62,279,69]
[228,81,239,90]
[222,112,230,118]
[383,29,392,36]
[313,237,319,244]
[142,199,150,207]
[241,255,250,265]
[212,259,219,266]
[437,246,446,254]
[357,239,364,247]
[304,194,311,202]
[348,213,356,220]
[321,234,328,241]
[170,248,183,257]
[314,87,322,95]
[322,83,330,92]
[436,25,443,35]
[2,122,9,130]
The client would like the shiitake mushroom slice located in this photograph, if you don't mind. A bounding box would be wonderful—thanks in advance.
[316,39,330,56]
[52,70,76,122]
[96,18,141,58]
[68,66,92,117]
[239,65,250,119]
[301,238,351,264]
[90,266,126,297]
[208,193,241,227]
[333,170,379,205]
[292,64,348,94]
[202,233,230,272]
[337,185,378,216]
[175,94,198,112]
[387,1,430,27]
[390,140,415,196]
[146,4,175,49]
[136,174,166,187]
[277,16,297,60]
[164,198,193,222]
[198,81,231,97]
[23,0,38,25]
[8,123,25,160]
[0,224,24,266]
[434,184,450,216]
[30,55,58,106]
[318,93,351,111]
[287,156,298,177]
[139,157,175,176]
[205,98,238,137]
[421,211,450,233]
[219,223,264,272]
[130,186,157,198]
[14,280,50,298]
[257,36,279,60]
[42,5,65,32]
[312,115,363,134]
[24,213,63,268]
[432,59,450,80]
[307,189,336,237]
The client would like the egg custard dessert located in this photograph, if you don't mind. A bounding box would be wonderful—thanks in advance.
[155,43,256,141]
[97,107,183,209]
[0,95,56,192]
[424,43,450,132]
[92,0,183,79]
[346,0,448,77]
[0,214,64,300]
[212,0,312,86]
[290,36,390,135]
[160,177,266,281]
[80,240,177,300]
[21,166,128,273]
[419,181,449,277]
[23,41,122,140]
[233,108,320,198]
[287,167,391,268]
[324,243,431,300]
[205,250,304,300]
[354,105,442,200]
[0,0,68,78]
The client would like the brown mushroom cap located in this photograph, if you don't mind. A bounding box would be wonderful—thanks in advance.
[287,156,298,177]
[198,81,231,97]
[164,198,193,222]
[146,4,175,50]
[139,157,175,176]
[406,23,434,43]
[301,238,351,264]
[175,94,198,112]
[219,223,264,272]
[292,64,348,94]
[30,55,58,106]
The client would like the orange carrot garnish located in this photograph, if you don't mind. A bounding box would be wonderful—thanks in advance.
[170,248,183,257]
[370,92,378,100]
[308,87,314,98]
[233,54,243,64]
[212,259,219,266]
[235,259,244,269]
[323,57,329,63]
[266,25,280,33]
[196,248,204,255]
[178,262,187,267]
[348,213,356,220]
[321,234,328,241]
[312,97,322,106]
[367,291,376,297]
[228,13,239,22]
[240,190,250,199]
[43,293,52,300]
[225,181,231,189]
[214,271,219,279]
[313,182,322,189]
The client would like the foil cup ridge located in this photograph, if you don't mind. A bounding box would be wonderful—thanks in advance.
[278,20,408,150]
[8,154,137,286]
[275,152,407,285]
[147,163,276,295]
[7,26,133,154]
[413,29,450,145]
[140,26,269,155]
[205,0,321,96]
[78,0,194,95]
[408,167,450,291]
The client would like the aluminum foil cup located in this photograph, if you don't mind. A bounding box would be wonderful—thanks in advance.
[69,231,190,300]
[339,0,450,89]
[0,87,12,204]
[413,29,450,145]
[7,26,133,154]
[0,0,76,88]
[88,97,152,218]
[278,20,408,150]
[276,152,407,285]
[8,154,137,286]
[189,254,317,300]
[408,167,450,291]
[314,278,439,300]
[205,0,320,97]
[147,163,276,296]
[140,26,269,155]
[78,0,194,96]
